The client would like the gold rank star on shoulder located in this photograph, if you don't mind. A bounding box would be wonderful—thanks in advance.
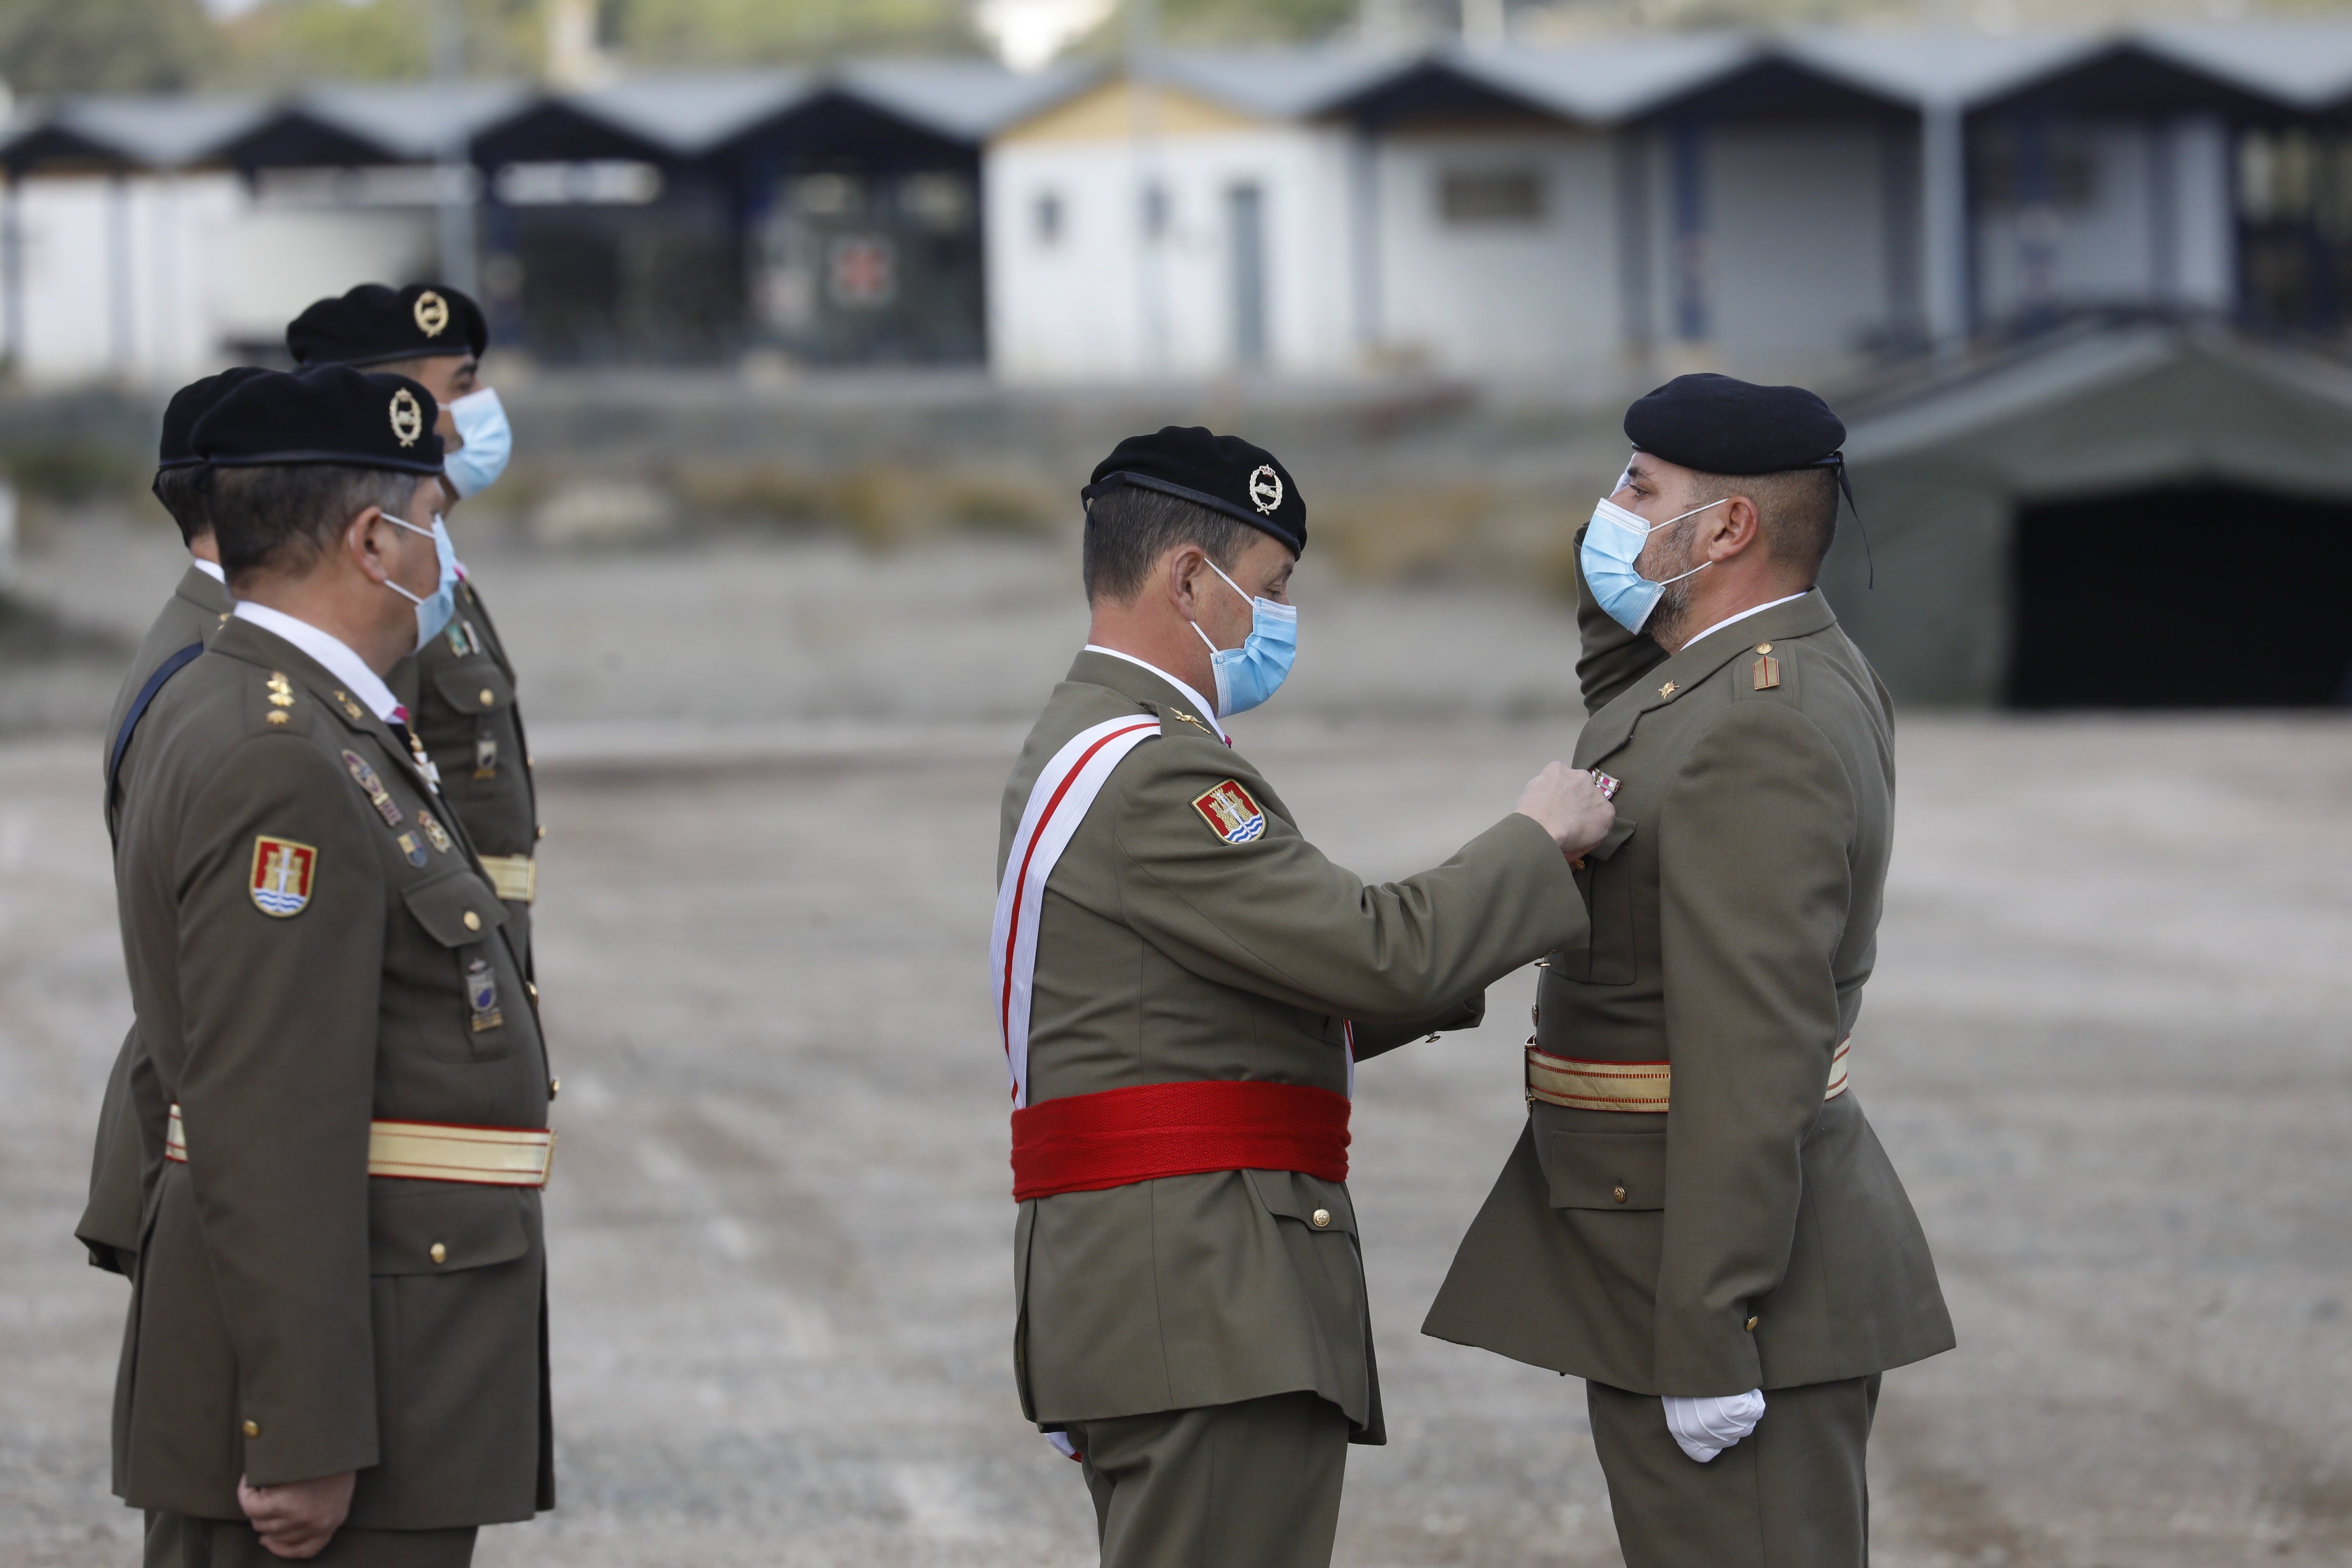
[266,672,295,723]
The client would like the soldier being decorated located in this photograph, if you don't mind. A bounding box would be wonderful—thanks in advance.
[994,426,1617,1568]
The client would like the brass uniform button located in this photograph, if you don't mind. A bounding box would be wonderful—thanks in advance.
[526,982,539,1001]
[1612,1185,1628,1204]
[242,1419,261,1438]
[548,1078,561,1100]
[1745,1316,1760,1332]
[1310,1208,1331,1229]
[462,910,481,931]
[429,1242,447,1265]
[536,824,546,840]
[1756,642,1772,654]
[478,689,495,708]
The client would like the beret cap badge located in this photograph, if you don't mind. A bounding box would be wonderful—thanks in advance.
[413,289,450,339]
[1247,464,1283,516]
[388,387,426,448]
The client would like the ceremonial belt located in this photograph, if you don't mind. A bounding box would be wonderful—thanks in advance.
[477,853,537,904]
[1011,1080,1350,1202]
[1526,1036,1853,1113]
[166,1103,554,1188]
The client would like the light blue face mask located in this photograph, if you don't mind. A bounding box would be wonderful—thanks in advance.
[1580,492,1726,634]
[442,387,512,498]
[1190,558,1298,717]
[383,512,460,653]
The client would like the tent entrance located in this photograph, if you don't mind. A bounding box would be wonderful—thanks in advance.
[2008,483,2352,708]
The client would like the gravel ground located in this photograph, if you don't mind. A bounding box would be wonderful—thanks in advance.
[1,529,2347,1566]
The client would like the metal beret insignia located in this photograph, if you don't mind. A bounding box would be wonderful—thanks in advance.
[1247,464,1282,516]
[414,289,450,338]
[389,387,424,447]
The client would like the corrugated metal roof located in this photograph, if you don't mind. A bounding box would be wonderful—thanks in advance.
[16,94,270,169]
[1437,33,1757,124]
[1150,47,1407,121]
[286,81,533,162]
[2135,21,2352,111]
[831,57,1097,141]
[1774,30,2106,111]
[551,70,815,158]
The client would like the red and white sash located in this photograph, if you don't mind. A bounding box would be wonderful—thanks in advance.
[992,714,1163,1108]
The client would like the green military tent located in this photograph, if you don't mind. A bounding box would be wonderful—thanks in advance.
[1821,324,2352,707]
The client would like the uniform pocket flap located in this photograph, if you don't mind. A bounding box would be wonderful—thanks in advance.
[1542,1128,1667,1210]
[1590,816,1638,863]
[400,870,507,947]
[1243,1167,1356,1236]
[430,661,514,716]
[369,1183,530,1275]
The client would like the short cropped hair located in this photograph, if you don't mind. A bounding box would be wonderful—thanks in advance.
[210,464,420,587]
[1687,465,1839,579]
[1082,484,1253,603]
[151,467,214,547]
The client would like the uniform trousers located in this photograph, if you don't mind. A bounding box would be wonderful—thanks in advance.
[144,1512,476,1568]
[1065,1390,1351,1568]
[1586,1374,1880,1568]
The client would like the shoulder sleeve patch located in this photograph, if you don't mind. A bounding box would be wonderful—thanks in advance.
[1191,779,1267,845]
[249,836,318,917]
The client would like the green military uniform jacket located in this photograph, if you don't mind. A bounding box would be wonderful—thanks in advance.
[1424,571,1954,1398]
[112,616,554,1527]
[81,564,236,1277]
[1003,652,1587,1442]
[389,576,538,964]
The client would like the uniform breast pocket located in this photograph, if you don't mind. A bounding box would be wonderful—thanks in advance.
[427,660,515,783]
[398,870,516,1061]
[1555,816,1638,985]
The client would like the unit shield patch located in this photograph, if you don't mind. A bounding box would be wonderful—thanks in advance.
[1191,779,1267,845]
[249,837,317,917]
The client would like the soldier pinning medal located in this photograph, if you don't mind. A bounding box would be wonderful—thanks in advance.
[111,364,554,1566]
[993,427,1618,1568]
[286,284,540,966]
[1423,375,1954,1568]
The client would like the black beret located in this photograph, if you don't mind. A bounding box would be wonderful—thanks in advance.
[1624,373,1846,476]
[191,365,445,476]
[158,366,270,469]
[287,282,487,368]
[1082,426,1306,554]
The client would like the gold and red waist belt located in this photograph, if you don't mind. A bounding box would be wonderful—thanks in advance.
[1525,1036,1853,1113]
[166,1103,554,1188]
[1011,1080,1349,1202]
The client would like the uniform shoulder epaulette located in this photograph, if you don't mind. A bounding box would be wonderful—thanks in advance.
[262,671,296,727]
[1736,639,1797,701]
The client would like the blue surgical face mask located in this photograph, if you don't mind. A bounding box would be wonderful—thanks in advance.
[442,387,511,498]
[1580,492,1725,634]
[383,511,459,653]
[1190,558,1298,717]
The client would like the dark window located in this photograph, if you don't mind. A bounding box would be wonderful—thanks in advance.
[1440,169,1545,225]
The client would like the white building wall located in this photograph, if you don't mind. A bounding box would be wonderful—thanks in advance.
[985,125,1356,384]
[1708,124,1897,380]
[1371,130,1621,387]
[1974,120,2184,327]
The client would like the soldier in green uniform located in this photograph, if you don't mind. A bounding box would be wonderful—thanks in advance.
[1423,376,1954,1568]
[114,365,554,1566]
[80,365,268,1280]
[995,427,1619,1568]
[287,284,538,963]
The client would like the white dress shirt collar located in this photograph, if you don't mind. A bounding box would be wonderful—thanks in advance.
[1681,591,1810,653]
[1083,644,1230,743]
[190,557,226,586]
[232,601,403,722]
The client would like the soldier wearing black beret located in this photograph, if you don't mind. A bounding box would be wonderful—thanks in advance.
[111,362,555,1567]
[1426,374,1952,1568]
[996,427,1617,1567]
[74,365,274,1290]
[289,283,540,967]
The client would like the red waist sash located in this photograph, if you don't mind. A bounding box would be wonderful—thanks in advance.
[1011,1080,1350,1202]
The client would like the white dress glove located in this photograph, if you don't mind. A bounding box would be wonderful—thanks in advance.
[1662,1389,1766,1463]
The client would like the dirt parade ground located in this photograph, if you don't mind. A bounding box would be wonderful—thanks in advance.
[1,528,2348,1567]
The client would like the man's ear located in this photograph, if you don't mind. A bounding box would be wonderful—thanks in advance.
[345,506,392,585]
[1165,545,1207,613]
[1712,495,1763,562]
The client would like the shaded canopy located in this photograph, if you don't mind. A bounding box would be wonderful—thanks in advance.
[1826,325,2352,705]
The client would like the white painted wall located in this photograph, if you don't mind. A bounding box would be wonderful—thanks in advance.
[985,124,1356,383]
[1709,123,1898,379]
[1,172,438,386]
[1369,129,1622,387]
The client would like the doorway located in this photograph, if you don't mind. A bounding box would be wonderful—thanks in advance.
[2008,483,2352,707]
